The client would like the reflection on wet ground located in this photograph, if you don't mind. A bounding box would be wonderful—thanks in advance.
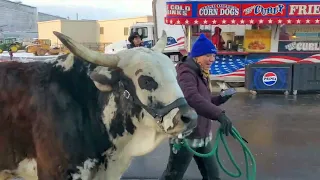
[122,93,320,180]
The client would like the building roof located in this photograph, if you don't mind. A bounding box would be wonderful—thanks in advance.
[2,0,36,8]
[38,12,67,20]
[37,19,98,24]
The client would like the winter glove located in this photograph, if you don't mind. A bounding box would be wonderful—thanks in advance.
[219,94,232,104]
[219,88,236,104]
[217,112,249,143]
[217,112,233,136]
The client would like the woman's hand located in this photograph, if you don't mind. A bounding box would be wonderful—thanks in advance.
[217,112,233,136]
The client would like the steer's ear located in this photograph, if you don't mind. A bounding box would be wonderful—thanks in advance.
[90,72,119,92]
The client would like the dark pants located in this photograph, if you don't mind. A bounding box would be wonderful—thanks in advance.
[160,141,221,180]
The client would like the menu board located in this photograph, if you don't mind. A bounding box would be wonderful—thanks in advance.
[244,30,271,52]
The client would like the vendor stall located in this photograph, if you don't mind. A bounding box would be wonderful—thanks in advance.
[165,0,320,88]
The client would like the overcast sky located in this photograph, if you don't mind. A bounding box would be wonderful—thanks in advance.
[21,0,153,20]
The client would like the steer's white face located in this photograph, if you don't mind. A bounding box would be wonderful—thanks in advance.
[116,47,186,134]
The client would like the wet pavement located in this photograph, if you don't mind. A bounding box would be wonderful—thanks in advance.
[122,93,320,180]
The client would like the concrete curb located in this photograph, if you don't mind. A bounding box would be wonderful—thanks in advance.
[210,87,249,93]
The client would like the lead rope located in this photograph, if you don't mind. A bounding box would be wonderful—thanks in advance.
[173,126,257,180]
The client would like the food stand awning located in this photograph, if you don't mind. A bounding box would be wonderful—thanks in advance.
[165,0,320,25]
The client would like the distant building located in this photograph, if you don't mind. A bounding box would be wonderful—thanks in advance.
[38,20,99,47]
[37,16,153,45]
[0,0,37,32]
[1,0,152,44]
[0,0,67,41]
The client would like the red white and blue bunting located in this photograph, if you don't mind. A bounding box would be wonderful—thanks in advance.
[165,18,320,25]
[165,1,320,25]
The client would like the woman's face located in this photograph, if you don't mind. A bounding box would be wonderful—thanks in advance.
[196,54,216,70]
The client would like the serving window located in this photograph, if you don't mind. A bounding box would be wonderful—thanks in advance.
[278,25,320,52]
[189,25,248,52]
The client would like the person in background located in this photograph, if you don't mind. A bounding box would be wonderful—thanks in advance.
[160,34,234,180]
[211,26,225,51]
[127,32,144,49]
[279,25,290,40]
[8,48,13,60]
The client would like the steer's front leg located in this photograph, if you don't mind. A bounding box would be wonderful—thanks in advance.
[94,152,132,180]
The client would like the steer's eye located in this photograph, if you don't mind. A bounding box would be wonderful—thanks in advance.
[138,75,158,91]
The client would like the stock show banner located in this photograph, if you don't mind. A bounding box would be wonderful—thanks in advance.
[165,1,320,25]
[244,30,271,52]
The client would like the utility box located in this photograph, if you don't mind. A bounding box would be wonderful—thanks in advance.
[292,63,320,94]
[245,64,293,91]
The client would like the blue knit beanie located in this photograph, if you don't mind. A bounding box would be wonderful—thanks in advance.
[191,34,217,58]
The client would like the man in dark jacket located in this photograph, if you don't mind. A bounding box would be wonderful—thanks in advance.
[160,34,233,180]
[127,32,144,49]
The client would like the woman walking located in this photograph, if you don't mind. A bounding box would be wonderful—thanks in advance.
[160,34,234,180]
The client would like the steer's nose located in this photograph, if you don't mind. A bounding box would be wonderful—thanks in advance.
[178,106,198,128]
[181,108,197,123]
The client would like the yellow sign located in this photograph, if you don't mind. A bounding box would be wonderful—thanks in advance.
[244,30,271,52]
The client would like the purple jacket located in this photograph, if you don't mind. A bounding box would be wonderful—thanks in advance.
[176,57,225,139]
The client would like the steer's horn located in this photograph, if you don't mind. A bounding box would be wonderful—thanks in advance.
[152,30,167,52]
[53,31,119,68]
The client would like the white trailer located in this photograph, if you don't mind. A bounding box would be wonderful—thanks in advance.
[129,0,187,62]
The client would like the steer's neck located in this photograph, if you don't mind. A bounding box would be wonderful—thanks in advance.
[99,91,169,179]
[98,125,168,180]
[101,91,140,147]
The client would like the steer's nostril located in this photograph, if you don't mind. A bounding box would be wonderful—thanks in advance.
[181,110,198,124]
[177,106,198,128]
[181,114,191,123]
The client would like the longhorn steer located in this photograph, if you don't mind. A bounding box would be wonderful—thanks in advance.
[0,31,197,180]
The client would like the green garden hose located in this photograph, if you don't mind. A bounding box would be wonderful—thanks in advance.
[173,126,257,180]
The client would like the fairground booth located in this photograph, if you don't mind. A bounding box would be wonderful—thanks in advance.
[165,0,320,93]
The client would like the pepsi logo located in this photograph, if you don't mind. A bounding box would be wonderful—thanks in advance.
[262,72,277,86]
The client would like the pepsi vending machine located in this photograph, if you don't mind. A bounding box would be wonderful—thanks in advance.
[245,64,293,91]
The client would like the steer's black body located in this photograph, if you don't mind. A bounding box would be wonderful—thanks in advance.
[0,54,142,179]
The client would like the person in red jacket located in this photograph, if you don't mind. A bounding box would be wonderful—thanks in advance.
[211,27,225,50]
[160,34,233,180]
